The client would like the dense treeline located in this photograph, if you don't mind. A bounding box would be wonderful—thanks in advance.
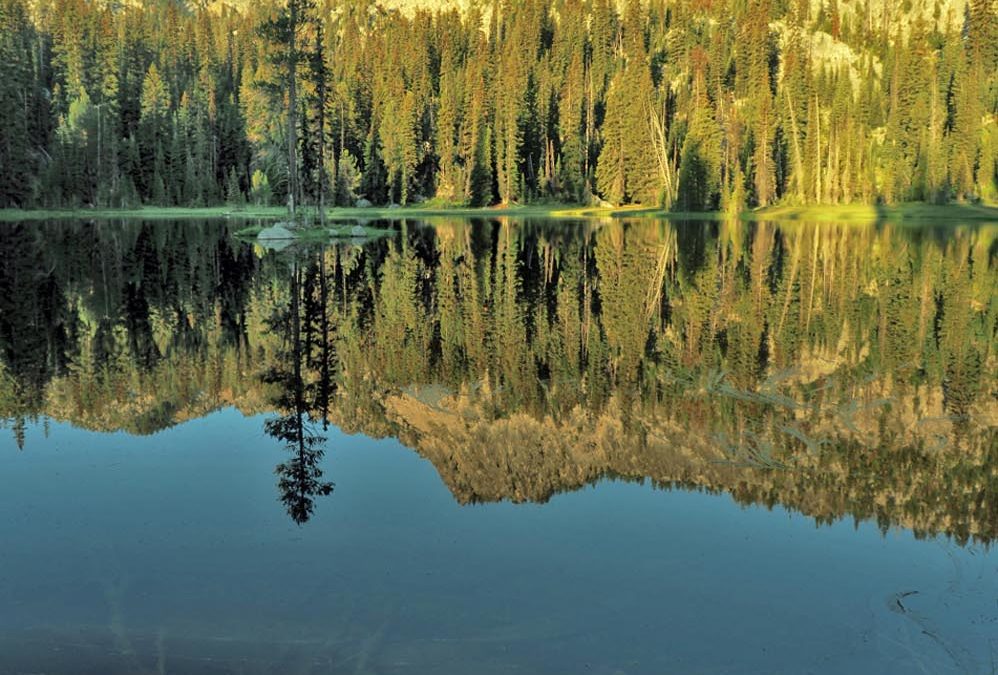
[0,0,996,209]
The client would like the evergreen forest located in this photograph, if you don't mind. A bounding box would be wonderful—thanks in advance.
[0,0,996,210]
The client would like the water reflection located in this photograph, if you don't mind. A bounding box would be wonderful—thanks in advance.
[0,219,995,540]
[262,257,336,524]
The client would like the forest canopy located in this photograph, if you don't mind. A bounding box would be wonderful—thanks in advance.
[0,0,995,210]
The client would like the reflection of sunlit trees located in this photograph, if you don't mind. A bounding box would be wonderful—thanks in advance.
[493,224,534,410]
[594,224,663,384]
[1,219,994,543]
[320,219,995,543]
[435,221,471,382]
[370,235,433,384]
[544,236,587,416]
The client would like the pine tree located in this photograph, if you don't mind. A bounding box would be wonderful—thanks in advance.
[464,47,494,206]
[257,0,317,215]
[596,71,627,205]
[744,2,776,206]
[595,3,659,206]
[559,49,586,201]
[139,63,170,203]
[780,7,811,204]
[361,123,387,204]
[436,69,464,202]
[678,48,723,211]
[0,0,39,206]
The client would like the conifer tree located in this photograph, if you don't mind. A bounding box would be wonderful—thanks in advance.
[678,48,723,211]
[139,63,170,203]
[0,0,41,206]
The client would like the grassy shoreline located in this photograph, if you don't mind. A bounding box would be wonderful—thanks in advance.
[1,201,995,224]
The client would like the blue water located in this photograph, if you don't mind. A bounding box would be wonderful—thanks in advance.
[1,409,995,674]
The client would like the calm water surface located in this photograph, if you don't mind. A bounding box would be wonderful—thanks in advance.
[0,219,995,674]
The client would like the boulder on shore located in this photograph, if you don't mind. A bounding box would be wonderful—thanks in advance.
[355,198,373,208]
[257,224,296,251]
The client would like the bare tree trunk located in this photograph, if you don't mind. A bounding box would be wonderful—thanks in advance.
[647,95,675,206]
[814,95,822,203]
[585,59,593,195]
[315,20,326,225]
[288,0,299,217]
[784,88,805,202]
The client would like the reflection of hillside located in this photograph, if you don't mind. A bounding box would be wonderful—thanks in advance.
[323,218,996,544]
[40,353,273,435]
[1,219,995,543]
[328,385,995,545]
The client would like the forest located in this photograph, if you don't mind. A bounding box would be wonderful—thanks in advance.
[0,0,995,211]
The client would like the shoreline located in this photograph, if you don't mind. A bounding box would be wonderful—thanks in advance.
[1,202,995,224]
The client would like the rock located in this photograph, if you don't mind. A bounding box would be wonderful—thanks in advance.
[257,224,296,251]
[355,198,373,208]
[387,203,401,209]
[351,225,365,236]
[258,224,295,239]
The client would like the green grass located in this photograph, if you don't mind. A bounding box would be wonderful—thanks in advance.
[550,201,998,223]
[743,202,998,224]
[0,205,290,222]
[287,201,998,224]
[2,201,995,224]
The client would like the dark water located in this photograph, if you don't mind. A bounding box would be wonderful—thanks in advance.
[0,219,995,674]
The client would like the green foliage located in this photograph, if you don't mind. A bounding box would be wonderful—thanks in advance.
[0,0,44,206]
[678,99,723,211]
[251,169,273,206]
[333,150,362,206]
[1,0,995,210]
[596,61,660,206]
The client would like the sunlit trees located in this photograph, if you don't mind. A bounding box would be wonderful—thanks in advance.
[1,0,995,210]
[596,1,660,206]
[677,47,723,211]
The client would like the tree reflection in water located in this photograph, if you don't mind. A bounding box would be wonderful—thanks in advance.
[262,252,336,524]
[0,219,994,540]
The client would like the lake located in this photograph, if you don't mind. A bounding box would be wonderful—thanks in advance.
[0,218,995,674]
